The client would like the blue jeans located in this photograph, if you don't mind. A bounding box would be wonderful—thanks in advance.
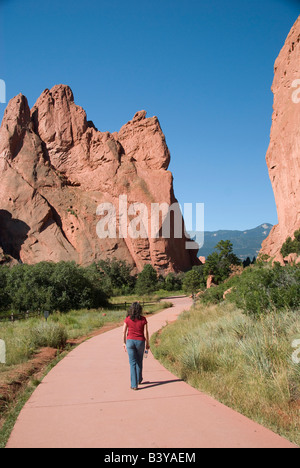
[126,339,145,388]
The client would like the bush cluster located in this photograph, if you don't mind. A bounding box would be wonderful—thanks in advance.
[88,259,136,296]
[182,240,241,295]
[281,229,300,257]
[135,264,183,295]
[202,240,241,284]
[0,261,108,314]
[229,263,300,316]
[200,263,300,317]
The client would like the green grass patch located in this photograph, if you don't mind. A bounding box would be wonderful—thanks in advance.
[109,290,184,303]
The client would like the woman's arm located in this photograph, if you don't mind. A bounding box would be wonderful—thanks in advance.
[145,323,150,350]
[123,323,128,352]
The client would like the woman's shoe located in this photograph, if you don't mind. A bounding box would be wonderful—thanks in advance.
[131,387,138,390]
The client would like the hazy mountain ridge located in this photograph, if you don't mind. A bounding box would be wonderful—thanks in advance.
[197,224,273,261]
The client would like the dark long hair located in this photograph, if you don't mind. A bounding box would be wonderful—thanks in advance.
[127,302,143,321]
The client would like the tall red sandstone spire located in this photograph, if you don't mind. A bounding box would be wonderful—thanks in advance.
[261,16,300,258]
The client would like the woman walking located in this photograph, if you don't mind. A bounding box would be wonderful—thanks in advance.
[123,302,150,390]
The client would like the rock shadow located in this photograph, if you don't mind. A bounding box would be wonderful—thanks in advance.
[0,210,30,261]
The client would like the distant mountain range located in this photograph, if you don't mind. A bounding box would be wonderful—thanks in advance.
[192,224,273,261]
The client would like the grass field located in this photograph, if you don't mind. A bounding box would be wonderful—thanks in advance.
[0,298,172,369]
[151,301,300,446]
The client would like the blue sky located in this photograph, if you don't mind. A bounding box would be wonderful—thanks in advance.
[0,0,299,231]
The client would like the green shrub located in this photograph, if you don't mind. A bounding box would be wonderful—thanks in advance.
[201,281,233,304]
[228,264,300,316]
[0,266,10,311]
[0,261,109,314]
[162,272,183,292]
[182,269,204,294]
[92,258,136,296]
[281,229,300,257]
[135,264,158,295]
[203,240,241,284]
[199,263,300,317]
[229,264,300,315]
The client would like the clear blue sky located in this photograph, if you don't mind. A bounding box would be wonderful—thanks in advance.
[0,0,299,231]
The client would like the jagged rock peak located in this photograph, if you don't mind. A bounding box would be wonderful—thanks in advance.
[0,84,199,272]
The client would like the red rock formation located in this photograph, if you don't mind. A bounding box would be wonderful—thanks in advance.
[261,17,300,257]
[223,287,233,300]
[284,253,298,265]
[271,252,285,267]
[206,275,216,289]
[0,85,199,272]
[0,246,18,266]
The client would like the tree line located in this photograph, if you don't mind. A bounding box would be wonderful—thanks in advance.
[0,239,245,314]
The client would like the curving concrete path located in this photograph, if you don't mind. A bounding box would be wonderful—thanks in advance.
[6,297,297,448]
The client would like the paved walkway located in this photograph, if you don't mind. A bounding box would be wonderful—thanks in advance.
[6,297,296,448]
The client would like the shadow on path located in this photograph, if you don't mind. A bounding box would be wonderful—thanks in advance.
[138,379,182,390]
